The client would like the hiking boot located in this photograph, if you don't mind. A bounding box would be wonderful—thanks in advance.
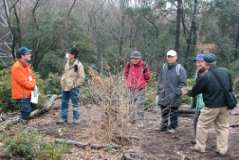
[18,118,28,125]
[136,121,144,128]
[159,127,167,132]
[168,129,176,134]
[73,119,80,125]
[56,119,67,124]
[216,150,227,156]
[190,139,196,145]
[190,146,206,153]
[130,120,137,124]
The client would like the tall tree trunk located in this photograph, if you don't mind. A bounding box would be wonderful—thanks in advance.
[14,5,22,47]
[3,0,18,60]
[175,0,182,54]
[235,24,239,59]
[119,14,125,56]
[65,0,77,47]
[185,0,198,74]
[31,0,41,69]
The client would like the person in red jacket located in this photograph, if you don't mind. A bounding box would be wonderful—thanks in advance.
[124,51,150,126]
[11,47,36,123]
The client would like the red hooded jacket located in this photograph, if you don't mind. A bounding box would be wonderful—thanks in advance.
[124,60,150,89]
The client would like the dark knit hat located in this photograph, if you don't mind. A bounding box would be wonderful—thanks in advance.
[203,53,217,63]
[130,51,142,59]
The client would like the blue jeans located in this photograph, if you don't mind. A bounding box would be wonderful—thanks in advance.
[17,98,32,120]
[60,87,80,122]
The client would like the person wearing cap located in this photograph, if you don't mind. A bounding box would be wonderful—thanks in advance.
[11,47,36,123]
[156,49,187,133]
[124,50,150,126]
[190,53,205,144]
[185,53,233,155]
[58,47,85,125]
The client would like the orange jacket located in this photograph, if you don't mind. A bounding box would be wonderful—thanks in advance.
[11,61,36,99]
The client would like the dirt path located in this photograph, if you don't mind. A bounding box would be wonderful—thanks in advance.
[6,100,239,160]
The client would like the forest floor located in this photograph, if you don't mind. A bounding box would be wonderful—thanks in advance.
[1,100,239,160]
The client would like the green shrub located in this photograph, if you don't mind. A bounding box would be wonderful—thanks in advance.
[0,69,18,112]
[3,128,43,160]
[3,128,70,160]
[36,143,70,160]
[145,72,157,109]
[43,72,61,95]
[234,79,239,97]
[80,85,94,105]
[181,78,194,105]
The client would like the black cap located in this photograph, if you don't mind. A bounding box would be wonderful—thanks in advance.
[68,47,79,58]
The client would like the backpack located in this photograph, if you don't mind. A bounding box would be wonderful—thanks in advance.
[127,62,148,74]
[162,63,182,76]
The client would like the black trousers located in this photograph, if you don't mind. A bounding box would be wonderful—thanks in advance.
[160,105,179,130]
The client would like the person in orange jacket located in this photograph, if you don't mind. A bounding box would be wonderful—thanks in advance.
[11,47,36,123]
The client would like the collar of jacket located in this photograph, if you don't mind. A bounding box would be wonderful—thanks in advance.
[131,60,144,67]
[167,63,177,69]
[18,60,31,68]
[208,65,217,71]
[67,59,78,66]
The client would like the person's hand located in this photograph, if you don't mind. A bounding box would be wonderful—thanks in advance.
[28,76,33,81]
[181,87,189,96]
[152,91,157,97]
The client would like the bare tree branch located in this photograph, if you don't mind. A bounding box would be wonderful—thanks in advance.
[32,0,41,30]
[0,13,8,27]
[14,4,22,47]
[67,0,78,17]
[2,0,18,59]
[9,0,20,11]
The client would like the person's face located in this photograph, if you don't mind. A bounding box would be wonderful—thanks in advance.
[130,58,141,64]
[166,55,177,64]
[68,53,76,60]
[195,60,204,71]
[21,52,31,62]
[201,61,209,70]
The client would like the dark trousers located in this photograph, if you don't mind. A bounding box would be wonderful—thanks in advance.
[17,98,32,120]
[160,105,179,130]
[193,111,201,140]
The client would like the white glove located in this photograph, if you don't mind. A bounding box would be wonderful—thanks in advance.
[155,95,159,106]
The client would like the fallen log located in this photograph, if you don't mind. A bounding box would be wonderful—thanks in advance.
[0,95,59,131]
[121,151,144,160]
[55,138,88,148]
[179,105,195,115]
[179,110,195,114]
[29,95,60,118]
[55,138,121,150]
